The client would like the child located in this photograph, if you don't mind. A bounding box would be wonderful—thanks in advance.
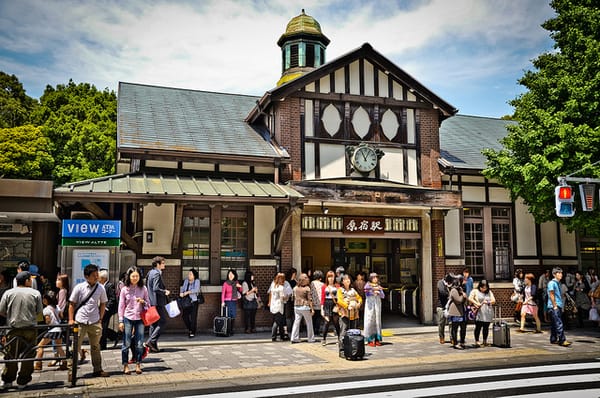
[35,291,67,371]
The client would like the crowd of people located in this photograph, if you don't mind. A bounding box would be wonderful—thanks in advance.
[2,258,600,391]
[437,266,600,350]
[263,267,384,357]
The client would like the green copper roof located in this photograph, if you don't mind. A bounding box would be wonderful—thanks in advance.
[55,173,304,204]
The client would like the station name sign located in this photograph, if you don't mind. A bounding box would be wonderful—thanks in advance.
[343,217,385,235]
[62,220,121,246]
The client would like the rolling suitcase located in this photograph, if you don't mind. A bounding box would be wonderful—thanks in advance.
[342,329,365,360]
[492,306,511,348]
[214,306,233,337]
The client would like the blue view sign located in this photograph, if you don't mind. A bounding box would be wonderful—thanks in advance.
[62,220,121,246]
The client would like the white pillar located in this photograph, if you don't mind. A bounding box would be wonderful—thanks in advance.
[421,210,433,324]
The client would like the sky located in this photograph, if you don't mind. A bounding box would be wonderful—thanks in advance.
[0,0,556,118]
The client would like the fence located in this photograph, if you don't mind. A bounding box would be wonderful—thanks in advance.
[0,323,81,387]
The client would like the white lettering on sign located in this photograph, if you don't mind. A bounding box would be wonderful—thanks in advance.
[370,221,383,231]
[67,223,100,234]
[344,218,385,234]
[346,220,358,232]
[101,224,117,234]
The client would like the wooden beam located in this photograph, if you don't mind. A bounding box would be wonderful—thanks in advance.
[289,90,433,109]
[81,202,138,251]
[172,203,184,251]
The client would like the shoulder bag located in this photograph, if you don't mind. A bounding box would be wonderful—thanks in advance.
[74,283,99,316]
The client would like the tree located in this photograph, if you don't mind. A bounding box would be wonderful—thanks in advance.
[32,80,117,185]
[0,125,53,179]
[0,72,38,128]
[483,0,600,235]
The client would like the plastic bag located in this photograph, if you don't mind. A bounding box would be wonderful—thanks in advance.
[165,300,181,318]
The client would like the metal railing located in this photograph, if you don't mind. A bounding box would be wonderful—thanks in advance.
[0,323,80,387]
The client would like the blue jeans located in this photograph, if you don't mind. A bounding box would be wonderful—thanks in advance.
[122,318,145,364]
[548,307,566,344]
[224,300,237,319]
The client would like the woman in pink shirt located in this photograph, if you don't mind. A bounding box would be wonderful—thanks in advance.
[118,266,149,375]
[221,269,242,331]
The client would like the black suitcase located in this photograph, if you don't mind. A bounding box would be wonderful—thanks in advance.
[342,330,365,360]
[214,307,233,337]
[492,306,511,348]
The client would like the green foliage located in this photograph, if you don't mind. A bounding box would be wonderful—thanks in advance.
[0,72,38,128]
[483,0,600,234]
[0,73,117,184]
[32,79,117,185]
[0,125,53,179]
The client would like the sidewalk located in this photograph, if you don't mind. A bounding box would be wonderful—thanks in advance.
[5,320,600,397]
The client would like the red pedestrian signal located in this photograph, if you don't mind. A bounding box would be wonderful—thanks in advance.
[558,186,572,199]
[555,185,575,217]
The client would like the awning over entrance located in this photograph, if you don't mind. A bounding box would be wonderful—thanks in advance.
[54,173,305,205]
[0,179,59,223]
[289,178,461,209]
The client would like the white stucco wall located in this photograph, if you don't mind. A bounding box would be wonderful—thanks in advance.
[254,206,275,256]
[142,203,175,255]
[515,198,537,256]
[444,209,461,256]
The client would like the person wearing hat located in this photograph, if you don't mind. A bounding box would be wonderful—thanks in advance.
[12,261,37,291]
[0,271,43,390]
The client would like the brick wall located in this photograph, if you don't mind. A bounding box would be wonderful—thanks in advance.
[419,109,442,189]
[277,98,302,182]
[431,217,446,313]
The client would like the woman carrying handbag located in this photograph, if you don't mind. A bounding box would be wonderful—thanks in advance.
[179,268,201,338]
[118,266,150,375]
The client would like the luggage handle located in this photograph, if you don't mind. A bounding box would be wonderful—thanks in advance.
[493,305,503,323]
[221,305,229,318]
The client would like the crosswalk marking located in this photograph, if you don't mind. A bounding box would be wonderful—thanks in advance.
[339,374,600,398]
[196,362,600,398]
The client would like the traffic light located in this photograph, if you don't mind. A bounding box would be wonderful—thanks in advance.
[579,183,595,211]
[555,185,575,217]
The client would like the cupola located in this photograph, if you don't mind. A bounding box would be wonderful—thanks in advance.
[276,9,330,86]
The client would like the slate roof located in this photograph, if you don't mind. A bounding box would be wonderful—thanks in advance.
[54,173,304,204]
[117,82,285,160]
[439,115,517,171]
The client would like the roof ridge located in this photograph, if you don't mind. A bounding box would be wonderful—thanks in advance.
[118,81,261,99]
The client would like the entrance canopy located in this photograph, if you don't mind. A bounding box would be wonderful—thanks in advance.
[54,173,304,205]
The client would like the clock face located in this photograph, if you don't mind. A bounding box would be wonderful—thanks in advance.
[352,146,378,173]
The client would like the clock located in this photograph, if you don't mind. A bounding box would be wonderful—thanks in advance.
[352,145,379,174]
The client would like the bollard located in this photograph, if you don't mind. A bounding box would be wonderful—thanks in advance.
[70,325,79,387]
